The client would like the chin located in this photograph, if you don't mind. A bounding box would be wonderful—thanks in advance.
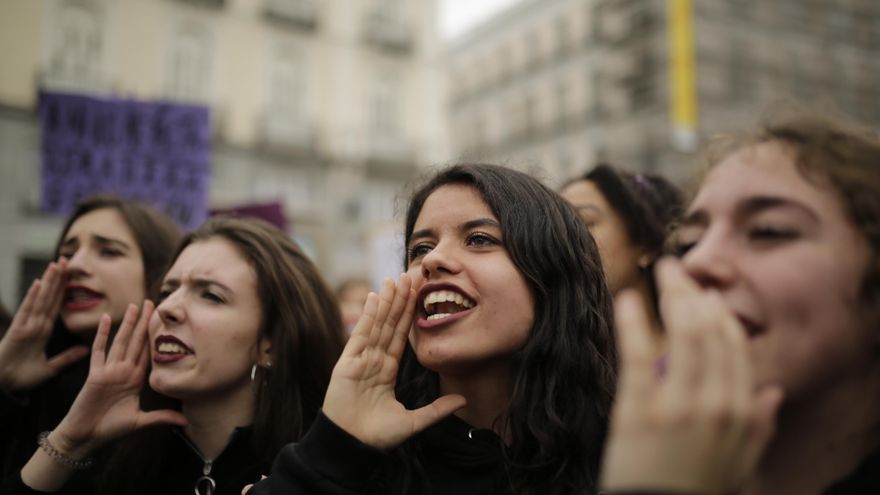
[414,349,483,376]
[149,374,183,398]
[60,312,104,335]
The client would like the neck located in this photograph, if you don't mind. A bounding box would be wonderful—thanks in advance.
[746,368,880,495]
[439,361,512,440]
[181,381,256,460]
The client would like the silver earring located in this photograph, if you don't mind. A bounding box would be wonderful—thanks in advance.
[250,364,257,381]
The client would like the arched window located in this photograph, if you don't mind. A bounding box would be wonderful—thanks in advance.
[50,0,103,87]
[166,23,211,101]
[269,44,305,117]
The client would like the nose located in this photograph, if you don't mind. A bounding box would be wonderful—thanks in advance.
[156,290,186,326]
[680,228,737,290]
[420,241,462,280]
[64,248,91,279]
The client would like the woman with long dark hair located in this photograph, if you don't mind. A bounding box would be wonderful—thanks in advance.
[0,195,180,486]
[561,164,682,333]
[14,218,346,495]
[251,164,617,494]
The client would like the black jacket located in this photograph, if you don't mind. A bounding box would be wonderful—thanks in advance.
[3,425,270,495]
[0,359,89,490]
[251,410,508,495]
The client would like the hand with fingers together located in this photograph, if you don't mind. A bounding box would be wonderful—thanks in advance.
[321,273,466,450]
[0,259,90,393]
[601,258,784,495]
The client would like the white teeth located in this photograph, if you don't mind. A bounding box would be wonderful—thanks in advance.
[157,342,188,354]
[422,290,476,312]
[427,313,452,320]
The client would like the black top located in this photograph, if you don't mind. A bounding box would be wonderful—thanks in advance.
[2,425,270,495]
[0,359,88,485]
[251,410,508,495]
[252,411,880,495]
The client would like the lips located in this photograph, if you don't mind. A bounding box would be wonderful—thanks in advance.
[416,283,477,328]
[63,285,104,311]
[153,335,194,364]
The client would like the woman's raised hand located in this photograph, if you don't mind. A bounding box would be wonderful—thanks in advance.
[322,273,466,450]
[48,301,188,459]
[600,258,784,495]
[0,259,89,393]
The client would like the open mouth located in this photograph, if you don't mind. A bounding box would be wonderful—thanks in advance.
[418,286,477,324]
[63,285,104,309]
[154,335,194,356]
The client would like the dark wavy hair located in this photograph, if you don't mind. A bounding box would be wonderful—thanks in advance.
[385,164,617,494]
[99,217,346,494]
[0,196,180,481]
[572,164,682,262]
[564,164,683,316]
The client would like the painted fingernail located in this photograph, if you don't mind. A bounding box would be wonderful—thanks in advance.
[654,354,668,381]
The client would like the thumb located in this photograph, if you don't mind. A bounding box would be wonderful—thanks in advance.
[409,394,467,435]
[46,345,90,372]
[744,385,784,469]
[136,409,189,430]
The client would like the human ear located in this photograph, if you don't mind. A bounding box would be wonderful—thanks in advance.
[257,337,273,368]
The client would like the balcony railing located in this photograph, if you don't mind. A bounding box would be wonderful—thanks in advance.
[257,111,316,156]
[263,0,318,30]
[363,14,412,53]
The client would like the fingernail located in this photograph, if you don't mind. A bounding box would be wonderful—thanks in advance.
[654,354,668,381]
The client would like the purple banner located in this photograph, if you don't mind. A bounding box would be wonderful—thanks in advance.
[39,91,211,230]
[210,201,289,233]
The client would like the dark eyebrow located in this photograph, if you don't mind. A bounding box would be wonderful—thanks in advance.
[571,204,602,215]
[408,218,502,245]
[93,235,132,251]
[160,277,232,294]
[60,237,79,249]
[679,209,708,228]
[191,277,233,294]
[409,228,433,244]
[736,196,819,222]
[61,234,131,251]
[682,195,819,227]
[461,218,501,231]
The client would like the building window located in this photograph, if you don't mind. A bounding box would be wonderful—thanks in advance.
[364,0,410,51]
[264,0,318,28]
[371,74,399,137]
[524,31,540,70]
[523,94,536,137]
[269,44,305,117]
[556,81,569,128]
[370,0,400,25]
[50,0,103,87]
[166,23,211,101]
[555,16,571,56]
[261,42,311,147]
[496,46,511,82]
